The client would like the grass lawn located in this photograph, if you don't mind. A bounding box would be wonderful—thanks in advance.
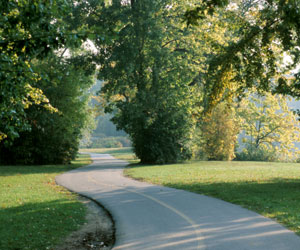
[0,154,92,250]
[81,147,139,164]
[125,160,300,235]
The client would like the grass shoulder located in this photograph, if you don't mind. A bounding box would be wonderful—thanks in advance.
[0,154,92,250]
[125,160,300,236]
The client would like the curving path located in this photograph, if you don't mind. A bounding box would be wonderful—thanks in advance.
[56,153,300,250]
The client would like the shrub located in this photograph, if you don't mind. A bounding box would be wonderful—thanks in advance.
[198,102,240,161]
[235,146,277,162]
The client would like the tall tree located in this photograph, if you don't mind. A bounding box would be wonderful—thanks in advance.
[0,52,96,165]
[0,0,86,142]
[92,0,208,163]
[199,102,240,160]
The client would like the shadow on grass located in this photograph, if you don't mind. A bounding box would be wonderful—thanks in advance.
[0,154,90,176]
[0,199,85,250]
[0,164,82,177]
[127,162,300,234]
[162,179,300,235]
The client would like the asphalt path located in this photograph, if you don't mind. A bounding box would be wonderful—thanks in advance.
[56,153,300,250]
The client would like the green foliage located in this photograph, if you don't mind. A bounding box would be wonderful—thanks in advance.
[94,114,127,137]
[0,53,95,165]
[184,0,229,25]
[0,0,81,142]
[198,102,239,161]
[186,1,300,107]
[93,0,203,163]
[235,145,277,162]
[237,92,300,162]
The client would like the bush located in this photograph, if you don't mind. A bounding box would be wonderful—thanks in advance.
[198,103,239,161]
[117,100,195,164]
[235,146,277,162]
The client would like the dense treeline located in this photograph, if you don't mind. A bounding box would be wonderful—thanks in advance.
[91,0,300,163]
[0,1,95,164]
[0,53,95,164]
[1,0,300,164]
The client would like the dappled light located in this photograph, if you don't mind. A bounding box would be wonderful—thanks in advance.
[0,200,84,250]
[0,157,89,250]
[2,0,300,249]
[126,161,300,235]
[56,153,300,249]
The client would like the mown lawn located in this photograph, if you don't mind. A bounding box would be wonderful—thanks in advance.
[125,160,300,235]
[0,154,92,250]
[81,147,139,164]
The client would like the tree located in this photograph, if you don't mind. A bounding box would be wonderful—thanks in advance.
[185,0,300,110]
[90,0,209,163]
[198,102,239,160]
[0,0,86,142]
[0,52,96,165]
[237,92,300,162]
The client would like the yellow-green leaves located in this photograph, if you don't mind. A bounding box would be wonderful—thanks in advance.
[0,0,76,142]
[238,92,300,162]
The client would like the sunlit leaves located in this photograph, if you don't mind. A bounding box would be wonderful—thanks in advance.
[186,0,300,109]
[238,92,300,162]
[94,0,205,163]
[0,51,96,165]
[0,0,74,142]
[199,102,240,160]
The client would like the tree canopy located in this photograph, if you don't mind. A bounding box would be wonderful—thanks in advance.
[0,0,86,142]
[0,1,95,164]
[2,0,300,164]
[91,0,206,163]
[185,0,300,108]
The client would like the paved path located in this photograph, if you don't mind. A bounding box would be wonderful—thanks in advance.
[56,153,300,250]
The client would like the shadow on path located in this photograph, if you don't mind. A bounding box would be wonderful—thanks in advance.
[56,153,300,250]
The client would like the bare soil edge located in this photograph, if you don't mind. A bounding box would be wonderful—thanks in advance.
[55,196,115,250]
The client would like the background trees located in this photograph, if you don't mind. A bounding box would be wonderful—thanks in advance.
[2,0,300,164]
[183,0,300,162]
[236,93,300,162]
[199,102,240,160]
[185,0,300,108]
[87,0,300,163]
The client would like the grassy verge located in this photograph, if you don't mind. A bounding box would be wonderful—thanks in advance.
[81,147,139,164]
[125,160,300,235]
[0,154,92,250]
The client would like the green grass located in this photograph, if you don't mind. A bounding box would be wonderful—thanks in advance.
[0,154,92,250]
[81,147,139,164]
[125,160,300,235]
